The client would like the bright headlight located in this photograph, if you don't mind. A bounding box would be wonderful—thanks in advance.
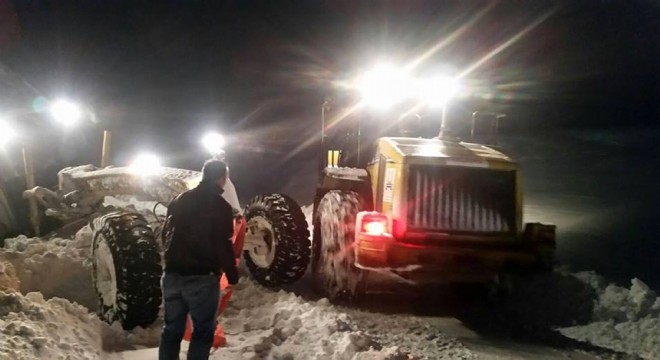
[201,132,225,155]
[357,64,413,110]
[129,153,162,176]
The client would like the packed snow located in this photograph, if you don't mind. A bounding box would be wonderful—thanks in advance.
[0,229,96,310]
[0,291,105,360]
[0,196,658,359]
[559,273,660,359]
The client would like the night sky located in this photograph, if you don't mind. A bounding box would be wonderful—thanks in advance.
[0,0,658,174]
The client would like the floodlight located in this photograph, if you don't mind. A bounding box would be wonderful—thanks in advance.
[0,120,16,147]
[49,99,82,126]
[201,132,225,155]
[129,153,162,176]
[357,64,413,109]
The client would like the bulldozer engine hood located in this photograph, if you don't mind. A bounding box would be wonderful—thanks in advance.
[377,137,516,170]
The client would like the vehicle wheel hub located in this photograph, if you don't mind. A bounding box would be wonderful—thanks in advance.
[245,216,276,268]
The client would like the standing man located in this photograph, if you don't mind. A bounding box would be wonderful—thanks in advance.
[159,159,239,360]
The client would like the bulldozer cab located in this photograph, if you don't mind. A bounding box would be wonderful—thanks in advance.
[469,111,504,147]
[319,97,432,171]
[320,98,364,170]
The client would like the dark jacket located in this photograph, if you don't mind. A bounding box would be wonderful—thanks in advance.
[163,181,239,284]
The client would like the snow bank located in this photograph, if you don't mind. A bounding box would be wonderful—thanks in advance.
[0,261,20,291]
[461,270,659,358]
[208,277,416,359]
[0,196,163,312]
[559,273,660,359]
[0,227,96,311]
[0,291,105,360]
[110,276,473,359]
[346,308,474,360]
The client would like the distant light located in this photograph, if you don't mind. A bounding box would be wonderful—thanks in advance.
[357,64,413,110]
[49,99,82,126]
[201,132,225,155]
[129,153,162,176]
[418,76,459,107]
[0,120,16,147]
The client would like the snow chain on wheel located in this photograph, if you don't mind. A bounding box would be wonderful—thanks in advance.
[243,194,310,287]
[91,211,162,330]
[312,190,365,302]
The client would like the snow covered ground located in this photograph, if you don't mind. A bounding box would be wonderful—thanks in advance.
[1,197,659,359]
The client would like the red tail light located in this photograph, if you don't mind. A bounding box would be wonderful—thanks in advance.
[364,220,386,235]
[357,212,390,236]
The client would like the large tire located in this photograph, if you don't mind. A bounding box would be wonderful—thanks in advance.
[91,211,162,330]
[312,190,365,302]
[243,194,310,287]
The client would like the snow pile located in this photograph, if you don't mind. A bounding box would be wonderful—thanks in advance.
[109,277,474,359]
[0,261,20,292]
[346,309,474,360]
[559,273,660,359]
[208,277,415,359]
[0,291,106,360]
[103,196,168,217]
[0,228,96,311]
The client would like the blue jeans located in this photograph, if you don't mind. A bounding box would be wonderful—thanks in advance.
[159,272,220,360]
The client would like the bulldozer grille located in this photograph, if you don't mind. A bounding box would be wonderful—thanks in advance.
[407,165,516,234]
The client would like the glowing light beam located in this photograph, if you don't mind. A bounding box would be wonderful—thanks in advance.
[405,3,497,71]
[458,7,559,79]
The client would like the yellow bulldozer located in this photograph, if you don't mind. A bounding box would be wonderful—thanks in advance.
[307,66,556,300]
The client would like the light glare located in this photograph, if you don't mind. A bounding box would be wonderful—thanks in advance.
[418,76,459,107]
[0,121,16,147]
[129,153,162,176]
[357,64,413,110]
[202,132,225,155]
[49,99,82,126]
[364,221,386,235]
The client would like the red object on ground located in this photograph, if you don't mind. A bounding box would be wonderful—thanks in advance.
[182,216,246,350]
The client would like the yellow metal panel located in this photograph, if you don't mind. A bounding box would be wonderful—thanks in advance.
[377,137,517,170]
[327,150,340,167]
[378,138,405,163]
[392,163,408,221]
[371,136,522,230]
[381,164,398,214]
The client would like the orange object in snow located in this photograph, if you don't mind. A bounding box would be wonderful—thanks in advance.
[182,216,246,350]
